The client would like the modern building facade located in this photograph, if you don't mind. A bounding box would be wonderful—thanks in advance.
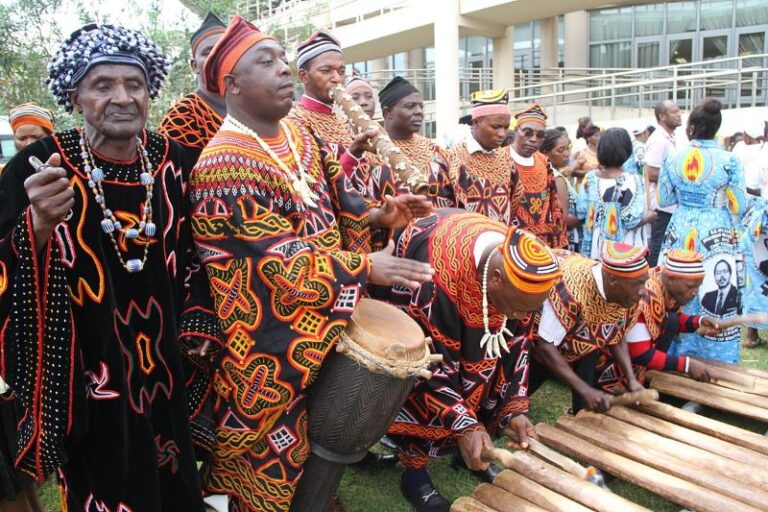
[182,0,767,135]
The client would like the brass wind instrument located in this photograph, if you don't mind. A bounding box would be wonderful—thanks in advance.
[329,84,429,194]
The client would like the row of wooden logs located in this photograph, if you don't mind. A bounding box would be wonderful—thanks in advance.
[452,365,768,512]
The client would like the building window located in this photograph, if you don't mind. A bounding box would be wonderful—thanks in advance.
[666,1,697,33]
[634,4,664,37]
[589,7,634,42]
[736,0,768,26]
[699,0,734,31]
[589,41,632,69]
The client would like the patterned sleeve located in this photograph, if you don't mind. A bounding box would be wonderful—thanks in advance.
[430,160,458,209]
[0,143,87,481]
[658,153,679,208]
[189,143,371,437]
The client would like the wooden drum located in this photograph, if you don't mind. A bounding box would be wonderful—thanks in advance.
[290,298,440,512]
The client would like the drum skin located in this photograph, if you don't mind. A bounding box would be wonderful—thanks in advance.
[290,299,424,512]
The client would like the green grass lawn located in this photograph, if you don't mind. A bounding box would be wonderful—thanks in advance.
[35,343,768,511]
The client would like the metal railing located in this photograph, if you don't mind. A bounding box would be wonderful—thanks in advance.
[351,54,767,125]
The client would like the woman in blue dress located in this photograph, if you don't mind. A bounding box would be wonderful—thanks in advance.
[659,98,747,363]
[578,127,652,258]
[739,199,768,346]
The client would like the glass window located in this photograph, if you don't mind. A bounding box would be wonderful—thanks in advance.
[739,32,766,57]
[589,8,633,42]
[423,46,435,69]
[637,41,661,68]
[558,15,565,66]
[667,2,697,33]
[589,41,632,68]
[669,38,693,65]
[515,22,532,43]
[699,0,733,31]
[702,34,729,60]
[634,4,664,37]
[736,0,768,26]
[390,52,407,71]
[467,36,486,59]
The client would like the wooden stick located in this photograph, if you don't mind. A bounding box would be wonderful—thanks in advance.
[536,423,763,512]
[575,411,768,490]
[493,470,592,512]
[704,360,768,387]
[499,451,650,512]
[609,389,659,407]
[502,428,587,480]
[649,370,768,408]
[556,415,768,509]
[705,366,768,396]
[649,371,768,422]
[607,405,768,468]
[451,496,501,512]
[636,401,768,456]
[472,483,547,512]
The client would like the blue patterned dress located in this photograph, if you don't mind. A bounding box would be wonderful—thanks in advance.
[739,199,768,330]
[659,139,747,362]
[578,170,647,259]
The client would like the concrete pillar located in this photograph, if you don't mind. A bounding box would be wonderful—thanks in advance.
[540,16,559,70]
[564,11,589,69]
[492,26,515,93]
[368,57,389,89]
[434,0,461,139]
[408,48,425,96]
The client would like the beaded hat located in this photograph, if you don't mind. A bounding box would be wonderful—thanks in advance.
[470,88,509,120]
[379,76,419,109]
[190,12,226,55]
[295,29,342,69]
[601,241,649,279]
[513,103,548,128]
[9,103,55,134]
[663,249,705,280]
[47,24,170,113]
[203,16,276,95]
[499,227,561,294]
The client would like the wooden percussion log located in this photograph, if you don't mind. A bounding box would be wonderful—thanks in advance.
[636,401,768,456]
[493,470,592,512]
[555,416,768,510]
[451,496,500,512]
[575,411,768,490]
[472,483,547,512]
[650,370,768,409]
[607,405,768,467]
[703,365,768,396]
[536,423,763,512]
[502,428,588,480]
[706,359,768,381]
[608,389,659,407]
[489,450,650,512]
[648,371,768,422]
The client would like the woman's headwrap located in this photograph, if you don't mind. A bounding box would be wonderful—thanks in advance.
[9,103,55,134]
[47,24,170,113]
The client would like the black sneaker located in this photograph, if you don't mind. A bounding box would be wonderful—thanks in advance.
[400,472,450,512]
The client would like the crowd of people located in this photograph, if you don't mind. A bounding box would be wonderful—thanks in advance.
[0,11,765,512]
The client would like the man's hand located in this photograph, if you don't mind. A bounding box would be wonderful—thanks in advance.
[506,415,537,450]
[24,153,74,247]
[697,317,723,335]
[626,378,645,393]
[580,388,613,413]
[371,194,433,230]
[367,240,434,289]
[457,427,493,471]
[687,358,712,382]
[348,127,378,158]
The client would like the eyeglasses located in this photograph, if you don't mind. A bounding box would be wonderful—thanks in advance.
[520,128,545,139]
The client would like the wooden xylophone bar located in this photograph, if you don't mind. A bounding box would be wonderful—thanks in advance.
[452,369,768,512]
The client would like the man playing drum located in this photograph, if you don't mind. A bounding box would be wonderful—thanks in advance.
[188,17,435,511]
[384,209,562,512]
[594,249,723,392]
[531,242,648,414]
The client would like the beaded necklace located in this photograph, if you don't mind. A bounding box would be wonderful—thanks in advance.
[480,250,514,359]
[79,130,155,273]
[226,116,319,208]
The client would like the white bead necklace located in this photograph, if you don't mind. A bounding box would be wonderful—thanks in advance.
[80,131,155,273]
[480,251,513,359]
[226,116,319,208]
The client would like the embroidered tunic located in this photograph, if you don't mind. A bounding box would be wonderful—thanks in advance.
[158,92,224,162]
[0,130,211,511]
[386,211,533,468]
[392,133,452,205]
[511,151,567,248]
[442,140,518,224]
[189,117,372,512]
[594,269,701,392]
[659,139,747,363]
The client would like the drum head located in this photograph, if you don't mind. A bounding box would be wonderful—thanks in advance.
[346,298,425,362]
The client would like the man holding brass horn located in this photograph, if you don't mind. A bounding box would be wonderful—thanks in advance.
[384,210,562,512]
[189,17,435,511]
